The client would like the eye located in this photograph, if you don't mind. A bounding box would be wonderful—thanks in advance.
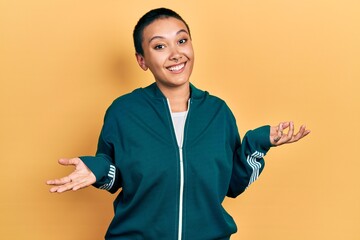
[178,38,187,45]
[154,44,165,50]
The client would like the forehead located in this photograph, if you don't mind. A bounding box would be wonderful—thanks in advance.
[142,17,189,40]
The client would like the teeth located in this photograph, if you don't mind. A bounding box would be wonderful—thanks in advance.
[168,63,185,71]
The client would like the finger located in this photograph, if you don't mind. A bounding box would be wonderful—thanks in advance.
[58,175,94,192]
[49,185,72,193]
[49,182,73,193]
[71,172,96,188]
[55,180,81,193]
[55,171,96,192]
[49,186,61,193]
[279,122,284,133]
[58,158,80,166]
[304,129,311,136]
[281,122,290,129]
[276,121,294,144]
[55,185,73,193]
[273,123,282,144]
[289,125,305,142]
[289,125,311,143]
[46,179,56,185]
[46,175,72,185]
[284,121,294,142]
[294,126,311,142]
[72,179,93,191]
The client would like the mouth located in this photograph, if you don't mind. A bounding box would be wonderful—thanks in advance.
[166,62,186,72]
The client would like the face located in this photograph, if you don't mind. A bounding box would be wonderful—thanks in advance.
[136,17,194,91]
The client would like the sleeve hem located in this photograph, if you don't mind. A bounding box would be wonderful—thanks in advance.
[247,125,272,153]
[79,156,109,185]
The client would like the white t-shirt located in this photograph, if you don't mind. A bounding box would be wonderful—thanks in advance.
[171,111,188,147]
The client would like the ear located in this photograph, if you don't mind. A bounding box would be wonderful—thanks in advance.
[135,53,148,71]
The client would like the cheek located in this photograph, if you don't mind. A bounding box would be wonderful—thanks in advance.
[146,55,169,76]
[153,51,169,65]
[184,45,194,60]
[145,56,164,70]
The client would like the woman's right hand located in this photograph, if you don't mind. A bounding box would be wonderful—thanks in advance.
[46,158,96,193]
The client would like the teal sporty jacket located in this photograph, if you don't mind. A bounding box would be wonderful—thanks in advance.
[80,83,272,240]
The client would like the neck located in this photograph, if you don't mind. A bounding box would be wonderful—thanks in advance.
[157,83,190,112]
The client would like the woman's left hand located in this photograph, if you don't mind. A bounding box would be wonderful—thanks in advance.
[270,121,311,146]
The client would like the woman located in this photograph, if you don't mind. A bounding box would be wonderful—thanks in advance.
[47,8,310,240]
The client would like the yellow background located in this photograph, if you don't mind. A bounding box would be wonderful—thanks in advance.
[1,0,359,239]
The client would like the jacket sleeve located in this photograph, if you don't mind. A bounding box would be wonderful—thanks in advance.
[79,107,122,194]
[227,125,272,198]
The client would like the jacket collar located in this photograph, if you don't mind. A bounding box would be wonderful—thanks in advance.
[144,82,205,100]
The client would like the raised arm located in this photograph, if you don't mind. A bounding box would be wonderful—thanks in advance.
[227,121,310,198]
[47,104,123,194]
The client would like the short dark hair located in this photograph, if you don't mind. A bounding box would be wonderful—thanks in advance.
[133,8,191,56]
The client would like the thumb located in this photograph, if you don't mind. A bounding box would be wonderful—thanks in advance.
[58,158,80,166]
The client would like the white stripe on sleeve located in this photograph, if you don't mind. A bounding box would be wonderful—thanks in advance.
[99,165,116,191]
[246,151,264,187]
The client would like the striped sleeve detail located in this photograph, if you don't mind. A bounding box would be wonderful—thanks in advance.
[246,151,264,187]
[99,165,116,191]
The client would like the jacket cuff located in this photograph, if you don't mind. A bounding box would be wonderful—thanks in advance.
[247,125,272,153]
[79,155,110,184]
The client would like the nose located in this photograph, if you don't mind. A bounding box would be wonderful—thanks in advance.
[169,46,182,62]
[171,56,182,63]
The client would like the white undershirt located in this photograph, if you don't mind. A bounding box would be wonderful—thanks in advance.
[171,111,188,147]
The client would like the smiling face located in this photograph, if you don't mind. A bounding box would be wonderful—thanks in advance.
[136,17,194,92]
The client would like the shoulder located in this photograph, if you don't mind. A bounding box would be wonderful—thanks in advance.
[191,83,227,106]
[109,87,143,108]
[191,84,236,123]
[101,87,145,121]
[191,84,233,113]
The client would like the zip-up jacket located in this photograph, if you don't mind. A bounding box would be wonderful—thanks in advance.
[80,82,272,240]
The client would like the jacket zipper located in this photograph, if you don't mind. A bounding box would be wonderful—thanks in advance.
[178,145,184,240]
[165,98,190,240]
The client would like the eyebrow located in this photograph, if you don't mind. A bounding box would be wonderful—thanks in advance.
[148,29,189,44]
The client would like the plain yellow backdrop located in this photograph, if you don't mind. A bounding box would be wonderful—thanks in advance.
[1,0,359,239]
